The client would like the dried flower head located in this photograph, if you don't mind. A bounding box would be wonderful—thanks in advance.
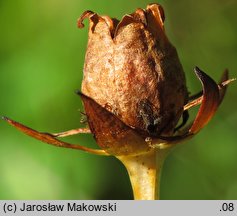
[3,3,235,199]
[3,3,234,155]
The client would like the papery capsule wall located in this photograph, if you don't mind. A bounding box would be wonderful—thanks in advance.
[81,4,188,137]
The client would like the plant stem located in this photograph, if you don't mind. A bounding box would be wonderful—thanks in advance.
[117,148,170,200]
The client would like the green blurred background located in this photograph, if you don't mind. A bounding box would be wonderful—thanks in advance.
[0,0,236,199]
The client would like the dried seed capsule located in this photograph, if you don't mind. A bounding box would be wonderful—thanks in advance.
[79,4,188,137]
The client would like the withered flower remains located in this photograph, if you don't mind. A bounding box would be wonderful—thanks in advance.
[3,4,234,199]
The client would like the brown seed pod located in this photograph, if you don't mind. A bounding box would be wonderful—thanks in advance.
[79,4,188,137]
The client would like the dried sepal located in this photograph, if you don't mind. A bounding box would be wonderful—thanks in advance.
[2,116,108,155]
[79,92,151,156]
[185,69,235,111]
[188,67,219,134]
[150,67,231,146]
[162,67,220,136]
